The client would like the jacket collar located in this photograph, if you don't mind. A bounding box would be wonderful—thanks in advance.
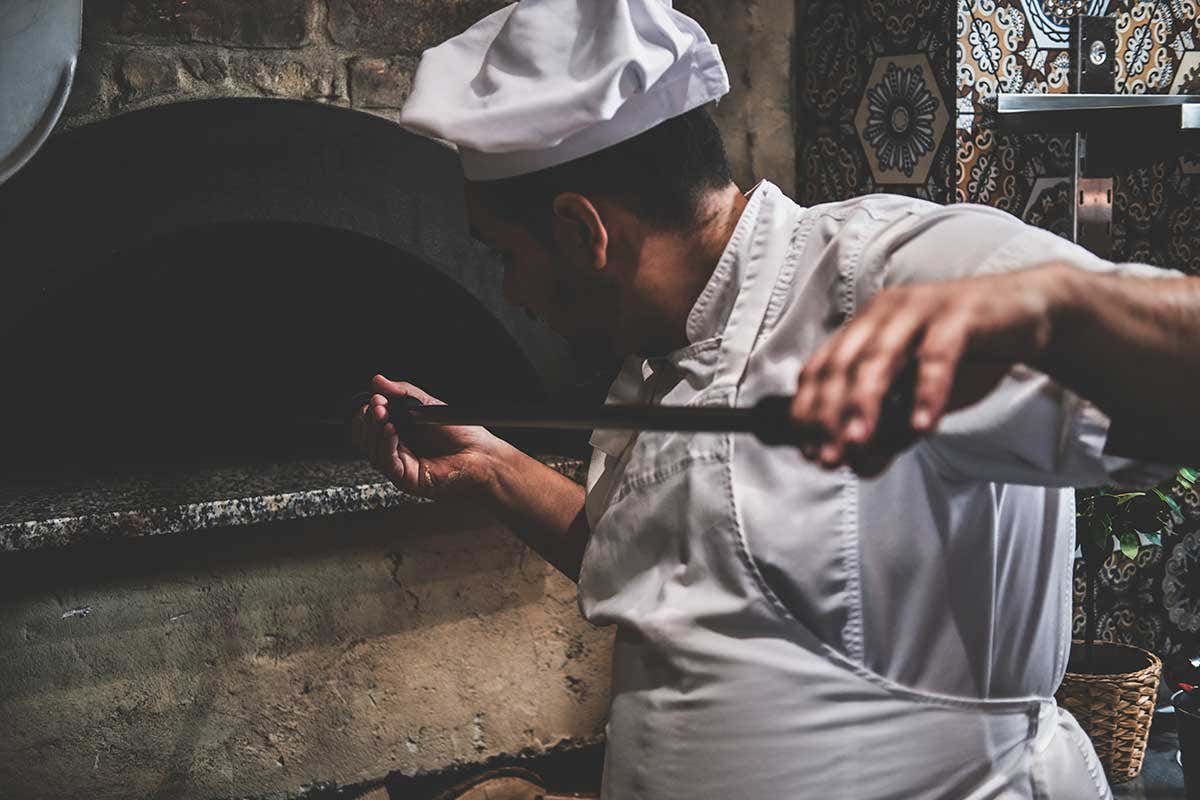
[589,180,778,458]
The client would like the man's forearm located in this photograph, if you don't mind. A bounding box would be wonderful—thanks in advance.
[482,441,590,581]
[1042,264,1200,460]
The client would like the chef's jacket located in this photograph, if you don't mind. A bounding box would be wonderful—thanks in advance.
[579,181,1175,799]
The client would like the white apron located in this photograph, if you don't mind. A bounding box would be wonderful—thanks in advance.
[579,183,1112,799]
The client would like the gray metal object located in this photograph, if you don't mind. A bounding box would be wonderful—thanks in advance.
[1075,176,1113,259]
[0,0,82,186]
[1069,16,1115,94]
[1003,91,1200,253]
[1068,18,1115,257]
[1185,104,1200,131]
[998,14,1199,257]
[998,92,1200,122]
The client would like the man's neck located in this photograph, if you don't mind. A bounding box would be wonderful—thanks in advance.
[637,184,750,355]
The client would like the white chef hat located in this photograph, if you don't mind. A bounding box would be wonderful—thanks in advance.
[397,0,730,181]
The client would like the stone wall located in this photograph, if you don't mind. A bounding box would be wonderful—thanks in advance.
[675,0,798,195]
[62,0,797,194]
[0,504,612,800]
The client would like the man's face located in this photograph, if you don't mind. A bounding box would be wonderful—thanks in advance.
[464,183,622,363]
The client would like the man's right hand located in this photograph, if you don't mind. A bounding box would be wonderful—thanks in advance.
[352,374,590,581]
[351,374,507,500]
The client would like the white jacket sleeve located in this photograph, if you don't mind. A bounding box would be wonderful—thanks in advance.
[853,200,1181,489]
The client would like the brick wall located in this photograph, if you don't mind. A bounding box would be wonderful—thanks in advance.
[63,0,509,128]
[60,0,798,194]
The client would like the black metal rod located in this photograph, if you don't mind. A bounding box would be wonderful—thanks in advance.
[350,362,916,448]
[401,402,763,433]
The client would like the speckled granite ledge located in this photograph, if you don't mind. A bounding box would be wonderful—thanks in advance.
[0,456,586,553]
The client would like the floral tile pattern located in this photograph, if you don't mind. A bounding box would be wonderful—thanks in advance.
[960,0,1072,108]
[1021,175,1074,236]
[797,0,956,204]
[1116,1,1198,93]
[1172,48,1200,91]
[855,55,950,183]
[955,126,1074,207]
[1021,0,1112,49]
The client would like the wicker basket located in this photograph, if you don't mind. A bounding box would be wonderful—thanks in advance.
[1055,640,1161,784]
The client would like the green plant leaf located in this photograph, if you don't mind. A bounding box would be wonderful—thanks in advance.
[1119,532,1140,560]
[1143,533,1162,547]
[1085,514,1112,549]
[1179,467,1198,488]
[1113,492,1145,506]
[1153,489,1184,525]
[1153,488,1181,513]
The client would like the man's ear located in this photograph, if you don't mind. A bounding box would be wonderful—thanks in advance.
[551,192,608,271]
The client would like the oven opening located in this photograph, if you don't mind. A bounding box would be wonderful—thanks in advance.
[0,99,591,478]
[1,221,569,471]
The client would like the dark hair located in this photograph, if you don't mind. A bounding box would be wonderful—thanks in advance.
[473,104,734,237]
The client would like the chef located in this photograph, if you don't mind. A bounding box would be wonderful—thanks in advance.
[352,1,1179,797]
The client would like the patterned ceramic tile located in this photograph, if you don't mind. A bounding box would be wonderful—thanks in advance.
[865,0,938,41]
[1163,525,1200,646]
[958,0,1072,109]
[1171,48,1200,90]
[800,0,865,119]
[797,0,957,204]
[959,0,1029,98]
[1021,175,1074,236]
[1115,1,1192,92]
[1020,0,1112,48]
[953,0,1073,227]
[801,131,869,203]
[855,55,951,183]
[801,0,1198,270]
[955,125,1073,210]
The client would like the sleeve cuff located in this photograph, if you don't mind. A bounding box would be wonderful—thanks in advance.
[1063,392,1180,489]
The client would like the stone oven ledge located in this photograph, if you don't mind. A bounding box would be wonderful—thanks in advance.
[0,456,586,553]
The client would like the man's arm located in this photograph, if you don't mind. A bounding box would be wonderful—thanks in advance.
[789,262,1200,472]
[483,441,590,581]
[1044,265,1200,462]
[355,375,590,581]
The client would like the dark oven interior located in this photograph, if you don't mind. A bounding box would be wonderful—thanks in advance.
[0,99,587,474]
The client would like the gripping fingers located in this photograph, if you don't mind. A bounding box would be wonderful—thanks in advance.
[372,375,443,407]
[912,317,970,431]
[843,310,927,445]
[791,364,826,459]
[392,438,422,494]
[843,354,902,444]
[379,421,409,488]
[361,392,419,491]
[366,400,391,470]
